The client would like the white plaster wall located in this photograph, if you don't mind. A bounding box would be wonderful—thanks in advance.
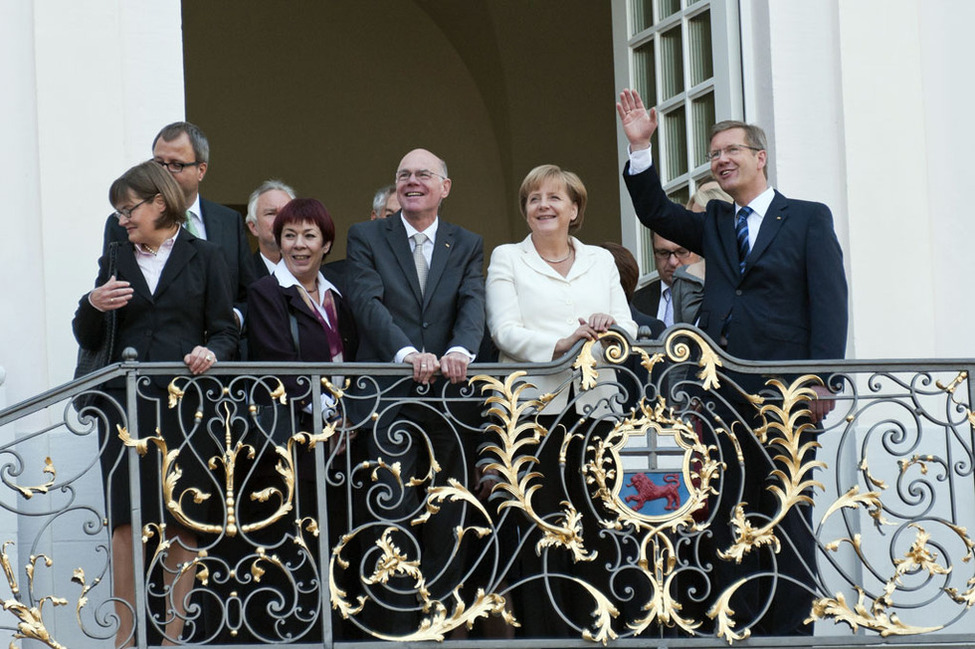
[1,1,185,405]
[763,0,853,356]
[916,2,975,359]
[32,2,187,396]
[747,0,975,361]
[836,0,935,359]
[0,3,184,646]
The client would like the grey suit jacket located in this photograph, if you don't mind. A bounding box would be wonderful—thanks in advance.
[346,212,485,372]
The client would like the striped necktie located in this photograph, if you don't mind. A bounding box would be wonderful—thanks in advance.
[735,206,752,274]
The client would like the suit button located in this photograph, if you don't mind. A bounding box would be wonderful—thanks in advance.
[422,322,429,329]
[736,290,742,296]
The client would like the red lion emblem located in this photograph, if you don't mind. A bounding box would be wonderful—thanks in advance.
[625,472,681,511]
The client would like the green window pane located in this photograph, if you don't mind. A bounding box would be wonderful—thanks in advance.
[692,92,715,168]
[633,40,657,109]
[631,0,654,33]
[666,186,690,209]
[658,0,681,21]
[688,10,713,86]
[640,226,655,275]
[660,25,684,100]
[663,106,687,180]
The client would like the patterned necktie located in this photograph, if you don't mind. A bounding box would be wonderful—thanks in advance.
[735,206,752,274]
[412,232,429,296]
[185,210,201,237]
[661,286,674,327]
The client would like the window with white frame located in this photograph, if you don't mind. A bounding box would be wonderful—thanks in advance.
[612,0,742,279]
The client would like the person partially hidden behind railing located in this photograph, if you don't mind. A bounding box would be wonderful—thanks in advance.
[245,197,358,639]
[345,148,485,634]
[617,88,848,635]
[485,164,638,636]
[72,160,238,646]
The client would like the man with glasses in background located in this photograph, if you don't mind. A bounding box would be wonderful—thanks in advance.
[633,233,700,327]
[102,122,256,342]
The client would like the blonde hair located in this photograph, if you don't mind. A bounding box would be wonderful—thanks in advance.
[518,164,587,232]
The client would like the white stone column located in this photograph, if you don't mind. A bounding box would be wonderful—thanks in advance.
[0,3,184,646]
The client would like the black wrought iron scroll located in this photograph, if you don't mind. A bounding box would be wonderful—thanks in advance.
[1,328,974,647]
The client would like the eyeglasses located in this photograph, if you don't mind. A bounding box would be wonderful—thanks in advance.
[395,169,446,183]
[154,159,202,173]
[707,144,762,162]
[112,196,154,221]
[653,248,693,261]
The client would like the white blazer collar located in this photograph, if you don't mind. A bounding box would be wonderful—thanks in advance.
[515,234,594,280]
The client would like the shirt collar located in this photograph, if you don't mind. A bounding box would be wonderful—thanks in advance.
[401,214,438,242]
[736,186,775,218]
[134,228,180,257]
[272,261,340,297]
[187,195,203,219]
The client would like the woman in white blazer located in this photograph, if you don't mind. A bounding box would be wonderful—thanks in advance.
[484,164,637,637]
[486,164,637,415]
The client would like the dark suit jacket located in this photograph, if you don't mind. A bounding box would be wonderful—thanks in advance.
[632,278,662,321]
[104,198,257,322]
[346,212,485,379]
[247,274,358,407]
[73,230,239,385]
[630,304,665,339]
[624,164,847,363]
[252,250,272,279]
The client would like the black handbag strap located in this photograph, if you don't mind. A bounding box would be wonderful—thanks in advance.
[289,311,301,357]
[104,242,120,361]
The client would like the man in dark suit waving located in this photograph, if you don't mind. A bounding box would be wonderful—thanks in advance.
[103,122,256,343]
[617,89,848,635]
[346,148,485,631]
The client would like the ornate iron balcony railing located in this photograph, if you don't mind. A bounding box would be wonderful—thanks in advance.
[0,327,973,648]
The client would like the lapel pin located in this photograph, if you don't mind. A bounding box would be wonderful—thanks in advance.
[445,243,450,248]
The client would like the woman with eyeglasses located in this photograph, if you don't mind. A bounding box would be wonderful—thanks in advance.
[485,164,637,636]
[72,159,237,646]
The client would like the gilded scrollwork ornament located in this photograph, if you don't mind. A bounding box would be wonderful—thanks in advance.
[0,542,83,649]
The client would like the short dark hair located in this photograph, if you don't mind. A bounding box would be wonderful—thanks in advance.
[153,121,210,164]
[598,242,639,302]
[273,198,336,250]
[518,164,588,232]
[109,160,186,229]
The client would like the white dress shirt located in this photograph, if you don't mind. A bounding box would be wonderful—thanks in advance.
[185,195,207,239]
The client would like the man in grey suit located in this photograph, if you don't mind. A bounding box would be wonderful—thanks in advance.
[347,148,484,386]
[245,179,296,278]
[103,122,257,339]
[346,148,485,631]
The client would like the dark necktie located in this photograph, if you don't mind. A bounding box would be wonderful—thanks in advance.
[735,206,752,274]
